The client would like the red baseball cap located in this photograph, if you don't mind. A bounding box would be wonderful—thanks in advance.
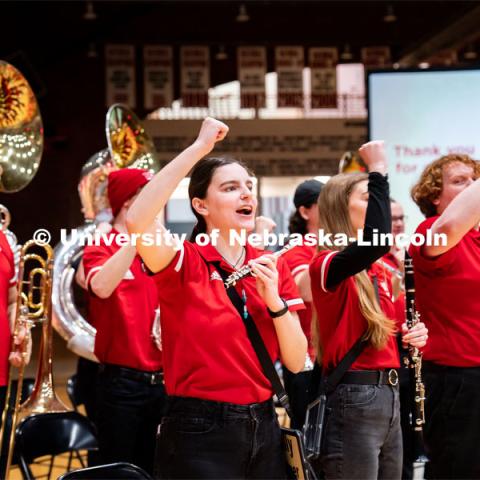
[107,168,153,217]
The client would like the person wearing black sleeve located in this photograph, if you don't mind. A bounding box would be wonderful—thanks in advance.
[308,141,428,480]
[325,171,391,289]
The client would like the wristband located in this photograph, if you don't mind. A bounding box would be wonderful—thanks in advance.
[267,298,289,318]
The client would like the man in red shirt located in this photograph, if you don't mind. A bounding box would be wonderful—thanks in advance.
[83,169,165,475]
[410,154,480,479]
[0,230,19,415]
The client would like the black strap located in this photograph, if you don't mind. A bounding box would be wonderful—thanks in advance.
[213,262,293,417]
[213,264,379,416]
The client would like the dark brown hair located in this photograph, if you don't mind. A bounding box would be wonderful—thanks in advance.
[188,156,252,240]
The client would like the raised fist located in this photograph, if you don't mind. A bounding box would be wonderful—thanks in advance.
[358,140,387,174]
[194,117,229,156]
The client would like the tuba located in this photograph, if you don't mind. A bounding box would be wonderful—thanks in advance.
[0,204,21,275]
[338,150,367,173]
[0,60,69,479]
[51,104,161,360]
[0,61,44,193]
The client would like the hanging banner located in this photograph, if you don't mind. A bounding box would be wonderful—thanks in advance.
[143,45,173,109]
[361,46,392,68]
[309,47,338,109]
[275,46,304,108]
[105,44,136,108]
[426,50,458,67]
[237,46,267,109]
[180,46,210,107]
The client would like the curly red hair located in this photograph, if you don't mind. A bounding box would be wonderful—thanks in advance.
[411,154,480,217]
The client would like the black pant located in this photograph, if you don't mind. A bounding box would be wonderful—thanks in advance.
[154,396,286,479]
[76,357,99,423]
[423,363,480,480]
[317,383,402,479]
[96,365,166,475]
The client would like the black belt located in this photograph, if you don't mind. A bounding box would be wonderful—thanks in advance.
[100,364,164,385]
[340,369,399,387]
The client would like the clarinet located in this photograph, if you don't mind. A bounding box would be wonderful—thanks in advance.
[404,250,427,461]
[224,243,294,289]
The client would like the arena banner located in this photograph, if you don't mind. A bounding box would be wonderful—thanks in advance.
[309,47,338,109]
[144,118,367,176]
[143,45,174,109]
[180,46,210,107]
[105,44,136,107]
[361,46,391,68]
[237,46,267,109]
[275,46,305,108]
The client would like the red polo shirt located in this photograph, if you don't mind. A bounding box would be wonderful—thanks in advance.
[310,249,400,373]
[83,230,162,371]
[0,232,16,386]
[152,241,305,404]
[410,216,480,366]
[283,243,316,360]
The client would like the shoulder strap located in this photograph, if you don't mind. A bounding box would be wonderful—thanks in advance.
[213,262,293,417]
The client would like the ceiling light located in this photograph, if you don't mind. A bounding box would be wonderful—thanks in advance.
[87,42,98,58]
[464,45,478,60]
[340,44,353,61]
[215,45,228,61]
[83,1,97,21]
[383,4,397,23]
[236,4,250,23]
[418,62,430,69]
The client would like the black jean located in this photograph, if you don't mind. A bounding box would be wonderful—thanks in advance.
[154,396,286,480]
[96,366,166,475]
[316,383,402,480]
[423,363,480,480]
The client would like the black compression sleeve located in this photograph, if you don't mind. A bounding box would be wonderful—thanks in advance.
[325,172,391,289]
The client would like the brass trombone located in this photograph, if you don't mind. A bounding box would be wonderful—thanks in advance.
[0,240,69,478]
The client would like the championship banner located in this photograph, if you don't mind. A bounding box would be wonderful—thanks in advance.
[361,46,391,68]
[309,47,338,109]
[105,44,136,108]
[143,45,173,109]
[180,46,210,107]
[237,46,267,109]
[425,50,458,67]
[275,46,304,108]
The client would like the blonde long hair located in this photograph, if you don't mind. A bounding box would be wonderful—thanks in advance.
[313,173,395,363]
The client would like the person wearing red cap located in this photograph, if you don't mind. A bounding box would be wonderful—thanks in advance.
[82,168,164,475]
[281,178,323,430]
[127,118,307,479]
[410,154,480,479]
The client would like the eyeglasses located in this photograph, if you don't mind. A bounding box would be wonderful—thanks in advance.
[392,215,406,222]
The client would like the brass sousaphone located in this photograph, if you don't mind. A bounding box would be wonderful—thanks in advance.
[51,104,161,360]
[0,60,70,479]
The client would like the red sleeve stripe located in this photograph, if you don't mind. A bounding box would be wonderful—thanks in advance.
[85,265,102,288]
[174,245,185,272]
[286,298,304,307]
[291,264,309,278]
[320,251,336,293]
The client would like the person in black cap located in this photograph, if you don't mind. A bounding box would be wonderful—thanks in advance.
[282,178,324,429]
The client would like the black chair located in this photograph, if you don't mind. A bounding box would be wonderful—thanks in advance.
[57,462,153,480]
[14,411,98,480]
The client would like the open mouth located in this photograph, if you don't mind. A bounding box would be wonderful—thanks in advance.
[236,206,253,216]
